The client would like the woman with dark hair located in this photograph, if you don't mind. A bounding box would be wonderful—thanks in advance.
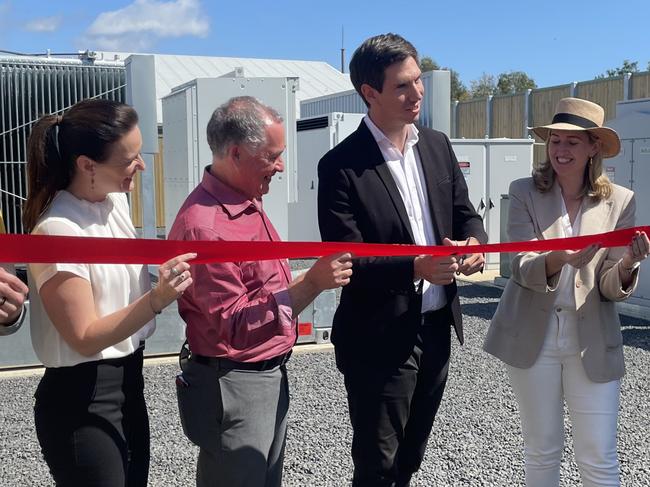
[25,98,195,486]
[484,97,649,486]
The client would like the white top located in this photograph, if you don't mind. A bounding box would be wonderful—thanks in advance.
[364,116,446,312]
[29,191,155,367]
[554,198,583,310]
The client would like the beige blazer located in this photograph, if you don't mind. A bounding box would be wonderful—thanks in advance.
[483,178,639,383]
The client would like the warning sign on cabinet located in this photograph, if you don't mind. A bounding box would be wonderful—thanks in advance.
[459,161,470,176]
[605,166,615,183]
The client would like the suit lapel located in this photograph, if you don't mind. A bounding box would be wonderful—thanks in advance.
[357,122,415,243]
[579,196,614,237]
[531,179,614,241]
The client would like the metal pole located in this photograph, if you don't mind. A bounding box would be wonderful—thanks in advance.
[340,26,345,73]
[125,55,158,242]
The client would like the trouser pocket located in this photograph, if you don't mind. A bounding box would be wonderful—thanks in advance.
[176,359,222,452]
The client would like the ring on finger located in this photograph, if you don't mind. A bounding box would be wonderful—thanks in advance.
[171,267,180,278]
[0,296,5,306]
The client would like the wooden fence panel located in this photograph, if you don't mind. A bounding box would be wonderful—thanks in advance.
[529,84,573,129]
[131,173,143,228]
[131,136,166,230]
[155,137,165,228]
[575,77,624,121]
[491,93,525,138]
[456,98,487,138]
[631,72,650,100]
[453,72,650,169]
[529,85,573,167]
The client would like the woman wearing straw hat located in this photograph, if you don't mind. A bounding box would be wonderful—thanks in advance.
[484,97,649,486]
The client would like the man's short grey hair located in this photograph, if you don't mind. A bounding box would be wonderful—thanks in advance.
[206,96,283,158]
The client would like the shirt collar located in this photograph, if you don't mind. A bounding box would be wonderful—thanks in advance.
[200,166,261,218]
[363,115,419,152]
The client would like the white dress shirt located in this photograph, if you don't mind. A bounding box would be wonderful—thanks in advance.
[554,198,583,310]
[364,116,446,312]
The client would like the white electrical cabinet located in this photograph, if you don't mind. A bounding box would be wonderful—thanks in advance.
[603,98,650,306]
[291,113,365,242]
[450,139,534,270]
[161,76,299,239]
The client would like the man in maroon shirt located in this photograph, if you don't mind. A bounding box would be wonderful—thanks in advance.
[169,96,352,487]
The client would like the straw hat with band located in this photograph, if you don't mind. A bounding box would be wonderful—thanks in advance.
[531,97,621,158]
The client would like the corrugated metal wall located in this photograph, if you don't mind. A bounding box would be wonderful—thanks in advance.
[300,89,366,118]
[0,58,126,233]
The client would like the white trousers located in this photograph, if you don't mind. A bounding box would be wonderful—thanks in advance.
[507,308,620,487]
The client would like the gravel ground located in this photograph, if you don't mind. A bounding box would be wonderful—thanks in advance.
[1,282,649,486]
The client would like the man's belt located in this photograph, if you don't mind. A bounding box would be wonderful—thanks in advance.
[192,351,292,371]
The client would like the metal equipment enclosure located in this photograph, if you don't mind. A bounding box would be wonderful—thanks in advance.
[450,139,534,270]
[291,112,365,242]
[300,70,452,136]
[161,76,298,239]
[0,56,126,234]
[604,98,650,307]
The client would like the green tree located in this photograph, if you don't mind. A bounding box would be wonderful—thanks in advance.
[449,69,469,101]
[597,59,639,78]
[470,73,497,98]
[419,57,468,101]
[419,56,440,72]
[496,71,536,95]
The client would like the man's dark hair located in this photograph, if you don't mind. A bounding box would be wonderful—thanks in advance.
[349,33,419,107]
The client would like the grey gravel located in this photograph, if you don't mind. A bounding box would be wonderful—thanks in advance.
[1,282,649,486]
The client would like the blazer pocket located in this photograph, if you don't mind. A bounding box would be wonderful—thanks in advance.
[600,321,623,349]
[437,175,451,186]
[596,302,623,349]
[491,280,534,337]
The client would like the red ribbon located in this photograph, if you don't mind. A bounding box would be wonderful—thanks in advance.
[0,226,647,265]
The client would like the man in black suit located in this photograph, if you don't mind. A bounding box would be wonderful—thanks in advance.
[317,33,488,486]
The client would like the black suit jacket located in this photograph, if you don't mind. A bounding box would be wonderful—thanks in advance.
[317,121,488,370]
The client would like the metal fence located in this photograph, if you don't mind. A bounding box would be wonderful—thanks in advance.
[0,57,126,233]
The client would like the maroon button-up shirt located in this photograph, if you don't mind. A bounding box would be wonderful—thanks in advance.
[168,167,296,362]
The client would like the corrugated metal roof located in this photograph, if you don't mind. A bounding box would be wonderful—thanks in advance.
[96,51,353,122]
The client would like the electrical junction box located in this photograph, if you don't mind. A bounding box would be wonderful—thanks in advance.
[291,113,365,242]
[161,76,299,240]
[450,139,535,270]
[604,98,650,306]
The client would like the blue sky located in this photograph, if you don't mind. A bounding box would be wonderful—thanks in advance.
[1,0,649,90]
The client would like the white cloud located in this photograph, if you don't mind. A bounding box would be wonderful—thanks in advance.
[83,0,209,50]
[24,15,63,33]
